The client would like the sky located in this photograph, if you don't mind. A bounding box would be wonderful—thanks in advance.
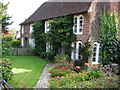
[4,0,48,30]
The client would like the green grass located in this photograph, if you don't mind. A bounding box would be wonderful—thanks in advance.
[7,56,49,88]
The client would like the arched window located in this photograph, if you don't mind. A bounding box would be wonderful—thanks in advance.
[73,15,84,34]
[92,42,100,64]
[71,41,82,60]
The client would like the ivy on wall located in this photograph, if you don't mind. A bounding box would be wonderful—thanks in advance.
[43,15,76,60]
[32,21,46,58]
[99,12,120,65]
[32,15,76,61]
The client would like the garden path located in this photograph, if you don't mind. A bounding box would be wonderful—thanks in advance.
[34,64,55,88]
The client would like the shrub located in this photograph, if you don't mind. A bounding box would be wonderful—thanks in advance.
[51,69,72,78]
[49,69,104,88]
[54,54,75,70]
[87,69,103,80]
[11,40,20,48]
[1,58,13,82]
[2,38,12,56]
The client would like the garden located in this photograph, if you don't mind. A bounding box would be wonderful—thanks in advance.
[48,55,119,88]
[1,1,120,89]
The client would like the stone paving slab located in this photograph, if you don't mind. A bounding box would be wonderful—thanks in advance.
[34,64,55,88]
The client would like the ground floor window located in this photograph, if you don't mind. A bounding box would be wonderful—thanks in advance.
[92,42,100,64]
[29,38,35,48]
[21,37,24,46]
[46,42,52,52]
[71,41,82,60]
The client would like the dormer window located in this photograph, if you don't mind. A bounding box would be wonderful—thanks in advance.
[73,15,84,34]
[45,21,50,33]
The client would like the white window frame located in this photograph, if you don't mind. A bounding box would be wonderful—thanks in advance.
[71,41,82,60]
[45,21,50,33]
[21,25,24,34]
[46,42,51,52]
[92,42,100,65]
[29,38,35,48]
[21,37,24,46]
[73,15,84,34]
[30,24,33,33]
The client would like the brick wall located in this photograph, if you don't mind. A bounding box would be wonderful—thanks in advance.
[20,24,31,47]
[89,2,110,41]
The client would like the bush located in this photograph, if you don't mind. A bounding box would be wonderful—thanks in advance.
[49,69,104,88]
[1,58,13,82]
[2,38,12,56]
[11,40,20,48]
[87,69,103,80]
[54,54,75,70]
[51,69,72,78]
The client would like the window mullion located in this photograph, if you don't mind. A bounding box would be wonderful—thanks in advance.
[76,42,78,60]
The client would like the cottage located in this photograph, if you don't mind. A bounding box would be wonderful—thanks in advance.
[20,1,119,64]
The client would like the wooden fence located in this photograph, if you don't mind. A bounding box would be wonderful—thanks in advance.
[12,48,34,56]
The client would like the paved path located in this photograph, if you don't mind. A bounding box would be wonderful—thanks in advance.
[35,64,55,88]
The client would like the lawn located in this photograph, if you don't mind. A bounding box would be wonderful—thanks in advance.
[7,56,49,88]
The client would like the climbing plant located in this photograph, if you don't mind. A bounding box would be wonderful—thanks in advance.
[99,12,120,65]
[42,15,76,60]
[32,21,46,58]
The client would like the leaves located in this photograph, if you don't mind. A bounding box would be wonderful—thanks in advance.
[99,12,120,65]
[0,2,12,34]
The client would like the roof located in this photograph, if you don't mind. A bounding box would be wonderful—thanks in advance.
[21,2,92,25]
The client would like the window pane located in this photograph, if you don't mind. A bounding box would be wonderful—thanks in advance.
[78,43,81,60]
[79,16,83,33]
[79,29,82,32]
[92,58,96,61]
[74,17,77,33]
[80,16,83,19]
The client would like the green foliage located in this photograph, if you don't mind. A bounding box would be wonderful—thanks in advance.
[1,58,13,82]
[42,15,76,60]
[11,40,20,48]
[32,21,46,58]
[55,54,71,62]
[32,15,76,61]
[2,38,12,56]
[99,12,120,65]
[87,69,103,79]
[51,69,72,78]
[74,42,92,66]
[49,70,104,88]
[0,2,12,34]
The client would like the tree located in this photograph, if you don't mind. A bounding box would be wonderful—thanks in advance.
[0,1,13,82]
[0,2,12,34]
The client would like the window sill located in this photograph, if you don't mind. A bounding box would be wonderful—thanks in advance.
[74,33,83,35]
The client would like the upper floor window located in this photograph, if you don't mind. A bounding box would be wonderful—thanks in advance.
[21,25,24,34]
[73,15,84,34]
[30,24,33,33]
[45,21,50,33]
